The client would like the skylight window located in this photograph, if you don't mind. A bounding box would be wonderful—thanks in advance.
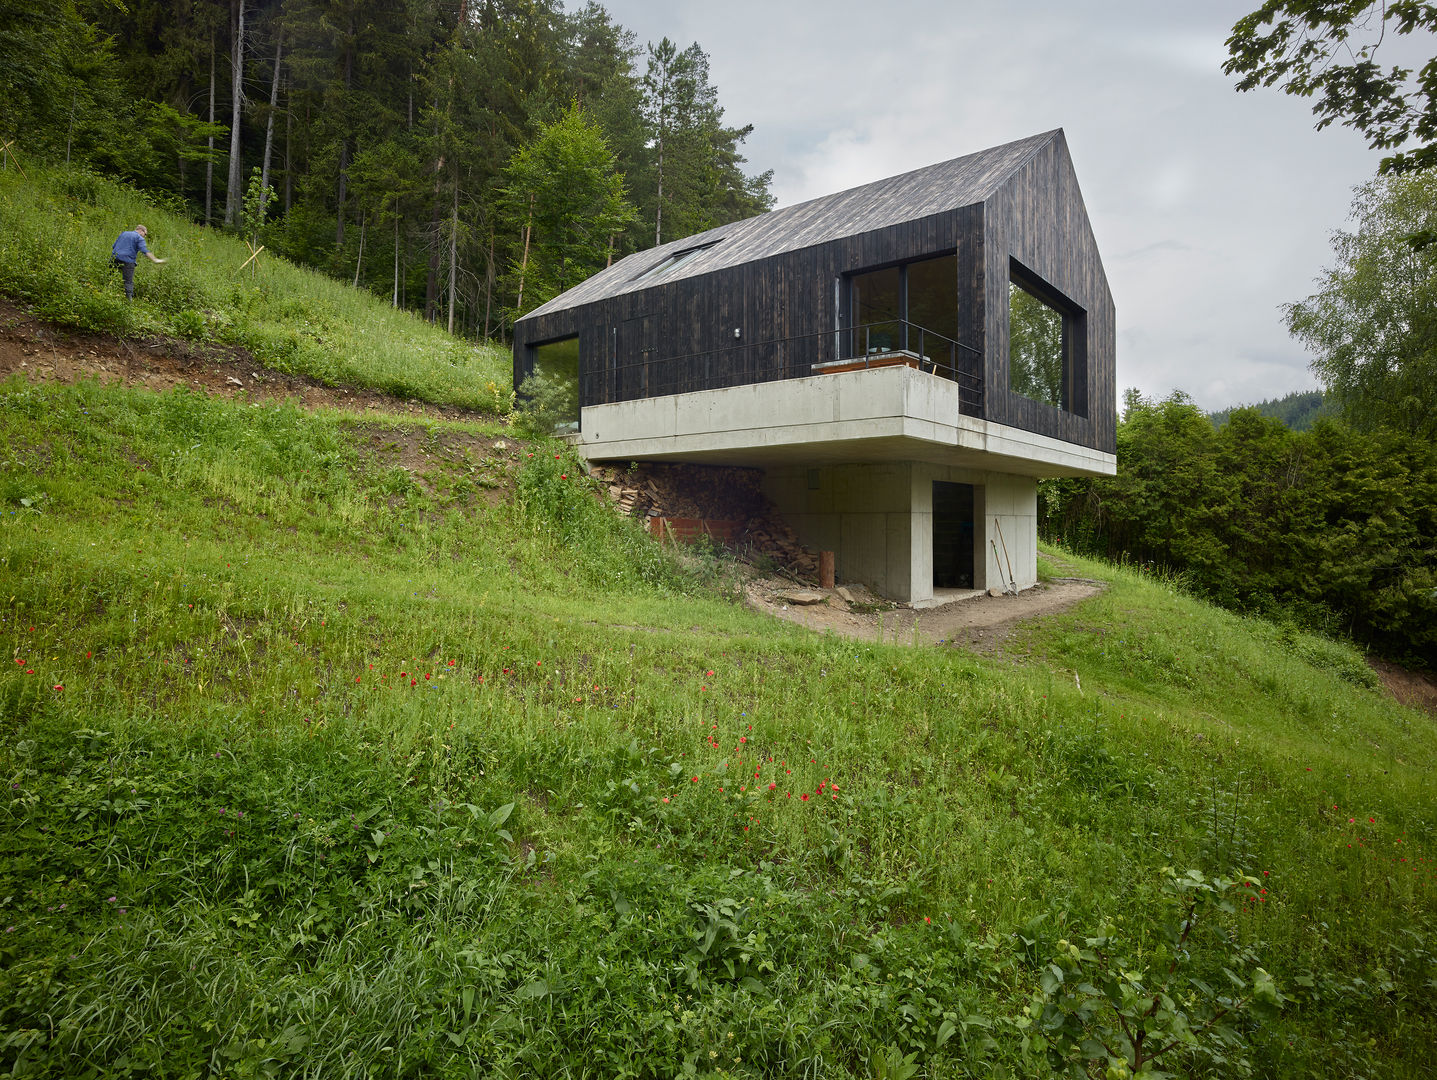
[630,240,720,284]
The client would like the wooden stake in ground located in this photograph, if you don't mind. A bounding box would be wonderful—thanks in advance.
[994,516,1017,593]
[0,140,28,179]
[239,241,265,278]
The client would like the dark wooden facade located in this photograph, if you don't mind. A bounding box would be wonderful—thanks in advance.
[513,129,1115,454]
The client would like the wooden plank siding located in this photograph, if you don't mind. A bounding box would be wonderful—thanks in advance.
[513,129,1116,455]
[982,133,1117,453]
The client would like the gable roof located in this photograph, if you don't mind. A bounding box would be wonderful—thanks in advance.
[521,129,1064,320]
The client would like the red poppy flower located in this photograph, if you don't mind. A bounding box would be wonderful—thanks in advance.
[768,783,776,790]
[692,777,698,783]
[800,794,810,801]
[52,684,64,691]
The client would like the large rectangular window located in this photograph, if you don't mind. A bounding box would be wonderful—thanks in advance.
[524,336,580,434]
[1008,261,1086,416]
[845,254,959,359]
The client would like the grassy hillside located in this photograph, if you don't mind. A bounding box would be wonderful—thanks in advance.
[0,164,512,411]
[1,376,1433,1079]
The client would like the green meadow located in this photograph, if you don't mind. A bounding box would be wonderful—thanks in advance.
[0,162,1432,1080]
[1,375,1433,1079]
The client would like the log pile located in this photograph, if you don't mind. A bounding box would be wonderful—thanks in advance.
[592,462,820,579]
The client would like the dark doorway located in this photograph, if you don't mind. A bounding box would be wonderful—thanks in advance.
[933,481,975,589]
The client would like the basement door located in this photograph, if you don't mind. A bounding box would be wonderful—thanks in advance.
[932,481,975,589]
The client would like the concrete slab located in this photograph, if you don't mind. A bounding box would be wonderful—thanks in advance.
[576,365,1115,478]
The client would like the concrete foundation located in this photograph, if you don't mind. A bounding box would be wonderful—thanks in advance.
[575,367,1106,605]
[762,463,1036,603]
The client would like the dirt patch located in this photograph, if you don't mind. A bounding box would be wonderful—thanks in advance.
[1369,658,1437,714]
[0,297,497,423]
[745,575,1104,651]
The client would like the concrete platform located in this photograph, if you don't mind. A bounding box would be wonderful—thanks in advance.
[574,364,1115,478]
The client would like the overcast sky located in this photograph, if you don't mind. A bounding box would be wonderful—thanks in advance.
[589,0,1396,411]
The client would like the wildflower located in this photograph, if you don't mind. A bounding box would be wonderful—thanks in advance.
[800,793,809,801]
[663,797,670,803]
[768,783,776,790]
[692,776,699,783]
[53,684,64,691]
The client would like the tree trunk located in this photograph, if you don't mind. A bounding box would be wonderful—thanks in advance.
[393,215,401,307]
[446,185,459,334]
[483,226,494,340]
[258,31,282,224]
[515,194,534,315]
[224,0,246,227]
[336,39,353,250]
[283,91,292,212]
[654,132,664,245]
[206,34,216,225]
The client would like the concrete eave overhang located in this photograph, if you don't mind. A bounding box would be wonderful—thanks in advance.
[574,366,1116,478]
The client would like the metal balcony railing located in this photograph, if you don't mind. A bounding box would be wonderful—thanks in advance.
[581,319,984,417]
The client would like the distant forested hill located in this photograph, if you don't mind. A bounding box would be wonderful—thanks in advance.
[0,0,774,340]
[1208,389,1327,430]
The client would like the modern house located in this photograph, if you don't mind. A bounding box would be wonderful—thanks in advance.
[512,129,1117,604]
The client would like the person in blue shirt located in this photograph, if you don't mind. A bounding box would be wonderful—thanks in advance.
[111,225,166,300]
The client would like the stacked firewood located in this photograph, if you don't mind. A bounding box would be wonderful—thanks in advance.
[592,462,819,579]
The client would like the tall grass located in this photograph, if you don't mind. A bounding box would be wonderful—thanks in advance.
[1,380,1434,1078]
[0,163,512,411]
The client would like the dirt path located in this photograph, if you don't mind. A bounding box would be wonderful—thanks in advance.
[0,298,492,423]
[745,576,1104,652]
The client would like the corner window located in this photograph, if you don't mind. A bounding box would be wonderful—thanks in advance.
[523,336,580,434]
[1009,261,1086,416]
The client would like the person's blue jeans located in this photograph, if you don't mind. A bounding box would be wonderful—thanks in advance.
[112,258,136,300]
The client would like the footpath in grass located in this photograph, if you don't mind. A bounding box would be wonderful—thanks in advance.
[1,379,1434,1079]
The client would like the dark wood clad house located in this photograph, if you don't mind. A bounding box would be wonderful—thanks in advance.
[512,129,1117,603]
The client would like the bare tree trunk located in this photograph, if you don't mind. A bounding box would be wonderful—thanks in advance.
[335,31,353,250]
[483,225,494,339]
[654,132,664,245]
[446,186,459,334]
[515,194,534,315]
[353,210,366,287]
[283,94,292,212]
[393,215,401,307]
[224,0,246,227]
[258,31,282,223]
[206,36,216,225]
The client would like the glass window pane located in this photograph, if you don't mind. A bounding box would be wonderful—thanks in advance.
[905,255,958,364]
[1009,282,1064,408]
[527,336,580,434]
[850,266,901,353]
